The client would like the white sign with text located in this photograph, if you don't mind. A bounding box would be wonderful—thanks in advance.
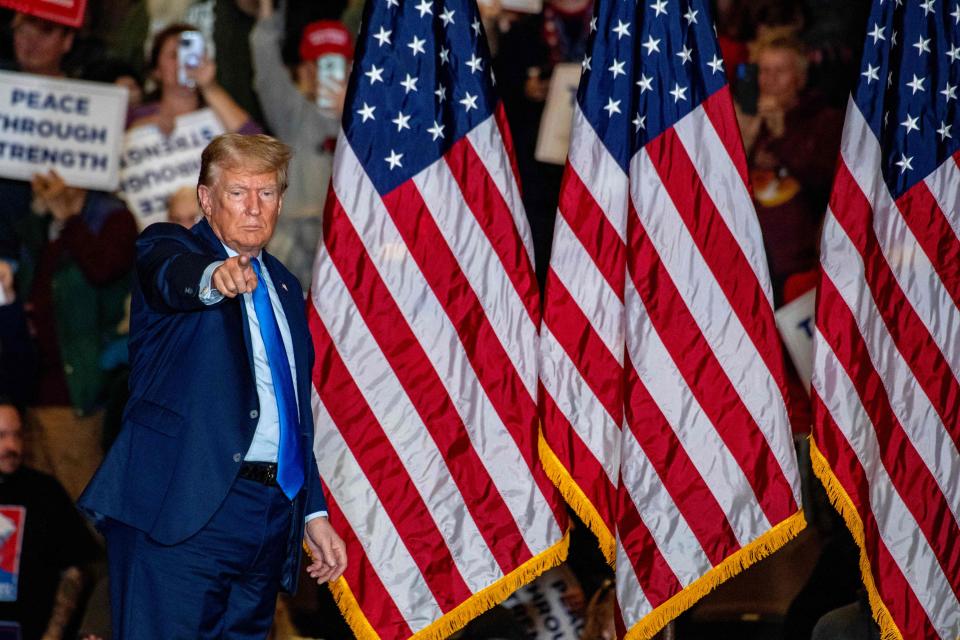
[775,288,817,394]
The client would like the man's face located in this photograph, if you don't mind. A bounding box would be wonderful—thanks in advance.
[0,407,23,476]
[757,48,804,106]
[198,166,282,256]
[13,14,73,76]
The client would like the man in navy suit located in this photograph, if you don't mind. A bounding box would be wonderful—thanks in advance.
[79,133,346,639]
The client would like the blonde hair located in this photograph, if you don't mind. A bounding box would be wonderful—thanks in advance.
[198,133,292,192]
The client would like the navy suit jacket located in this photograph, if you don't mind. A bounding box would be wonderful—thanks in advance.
[80,218,326,592]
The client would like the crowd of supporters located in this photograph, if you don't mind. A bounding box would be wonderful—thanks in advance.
[0,0,876,637]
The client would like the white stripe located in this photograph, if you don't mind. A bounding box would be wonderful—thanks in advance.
[311,392,444,627]
[812,333,960,639]
[623,273,770,545]
[539,323,621,485]
[567,102,629,244]
[924,154,960,243]
[615,535,653,627]
[549,214,625,361]
[630,149,801,505]
[311,239,504,592]
[673,105,774,305]
[840,102,960,383]
[465,116,536,267]
[333,139,563,554]
[621,427,713,586]
[411,159,539,398]
[819,210,960,524]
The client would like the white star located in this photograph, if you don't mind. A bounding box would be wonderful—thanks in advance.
[459,92,478,112]
[684,7,698,23]
[921,0,935,14]
[938,121,952,140]
[633,113,646,131]
[400,73,419,93]
[590,17,597,32]
[947,44,960,62]
[435,85,447,102]
[439,47,450,64]
[373,26,392,47]
[427,120,445,141]
[385,149,403,169]
[913,35,931,55]
[891,29,898,46]
[861,63,880,83]
[365,64,384,84]
[356,102,376,122]
[392,111,411,131]
[472,18,481,35]
[408,35,427,56]
[582,55,592,71]
[439,8,455,25]
[650,0,668,16]
[608,59,626,78]
[887,71,894,88]
[942,82,958,101]
[895,153,913,173]
[900,113,919,134]
[466,53,483,73]
[415,0,432,17]
[603,97,621,116]
[642,35,661,55]
[676,44,693,64]
[385,0,398,7]
[868,23,885,44]
[637,73,654,92]
[670,83,687,102]
[906,74,925,94]
[953,4,960,23]
[707,54,724,74]
[613,19,631,39]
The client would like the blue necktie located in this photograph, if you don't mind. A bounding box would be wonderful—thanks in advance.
[250,258,304,499]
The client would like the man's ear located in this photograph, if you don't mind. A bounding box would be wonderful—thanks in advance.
[197,185,211,217]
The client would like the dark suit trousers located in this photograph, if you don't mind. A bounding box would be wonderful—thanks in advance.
[105,477,294,639]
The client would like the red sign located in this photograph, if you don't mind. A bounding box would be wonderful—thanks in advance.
[0,0,87,28]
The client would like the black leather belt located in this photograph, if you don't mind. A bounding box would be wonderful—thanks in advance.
[238,461,278,486]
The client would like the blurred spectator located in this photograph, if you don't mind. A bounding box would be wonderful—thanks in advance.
[250,0,345,288]
[0,267,36,408]
[166,186,202,228]
[0,403,101,640]
[127,22,261,135]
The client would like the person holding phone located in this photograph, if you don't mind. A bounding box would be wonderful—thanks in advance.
[127,23,262,137]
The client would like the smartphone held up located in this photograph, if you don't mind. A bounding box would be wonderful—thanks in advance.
[177,30,206,88]
[299,20,353,117]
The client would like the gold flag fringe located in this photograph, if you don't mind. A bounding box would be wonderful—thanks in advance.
[328,529,570,640]
[808,437,903,640]
[538,432,616,565]
[624,509,806,639]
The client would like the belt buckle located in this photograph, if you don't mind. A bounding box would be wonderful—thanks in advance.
[264,465,277,484]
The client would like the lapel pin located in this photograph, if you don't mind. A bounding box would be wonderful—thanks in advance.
[281,282,288,292]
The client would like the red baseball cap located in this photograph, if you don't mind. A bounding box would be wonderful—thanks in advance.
[299,20,352,61]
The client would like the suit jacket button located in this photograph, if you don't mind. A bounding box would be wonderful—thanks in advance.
[233,453,242,462]
[185,286,195,295]
[250,409,259,419]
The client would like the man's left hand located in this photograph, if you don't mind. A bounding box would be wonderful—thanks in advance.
[303,517,347,584]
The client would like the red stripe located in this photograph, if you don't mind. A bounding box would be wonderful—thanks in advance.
[494,103,523,197]
[542,270,624,424]
[816,274,960,601]
[444,135,540,324]
[626,200,799,523]
[556,164,626,301]
[323,194,534,577]
[699,87,751,189]
[812,393,939,640]
[308,306,473,608]
[645,124,790,404]
[323,491,414,639]
[617,478,684,610]
[539,382,616,533]
[897,177,960,309]
[382,178,565,543]
[831,161,960,451]
[623,355,741,566]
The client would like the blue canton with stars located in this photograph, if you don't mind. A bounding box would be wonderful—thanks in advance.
[854,0,960,198]
[343,0,498,195]
[577,0,728,172]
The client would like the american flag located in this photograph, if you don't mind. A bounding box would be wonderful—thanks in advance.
[537,0,805,635]
[308,0,569,637]
[810,0,960,637]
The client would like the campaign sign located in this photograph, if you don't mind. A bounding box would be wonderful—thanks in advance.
[534,63,582,165]
[0,507,25,603]
[504,566,585,639]
[118,109,224,228]
[0,71,127,190]
[0,0,87,28]
[775,288,816,394]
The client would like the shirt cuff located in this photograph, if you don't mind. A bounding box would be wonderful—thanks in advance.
[305,511,328,523]
[199,261,225,305]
